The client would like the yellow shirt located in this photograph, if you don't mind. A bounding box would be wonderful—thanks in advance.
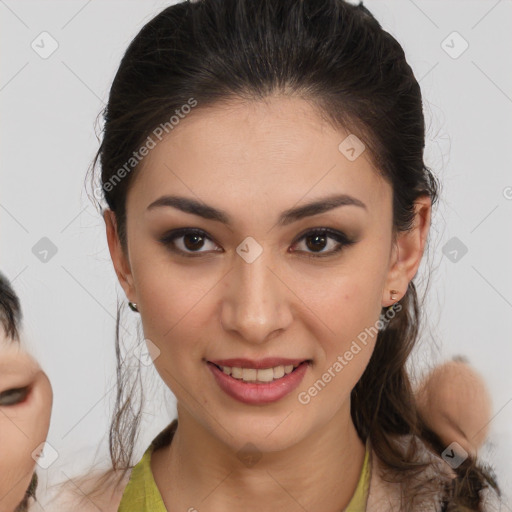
[118,428,371,512]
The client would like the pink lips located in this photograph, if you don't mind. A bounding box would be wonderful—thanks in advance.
[207,359,310,405]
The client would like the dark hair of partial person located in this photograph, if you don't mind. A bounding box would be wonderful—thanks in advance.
[79,0,500,508]
[0,270,22,340]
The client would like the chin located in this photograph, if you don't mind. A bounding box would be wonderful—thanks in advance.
[210,409,309,453]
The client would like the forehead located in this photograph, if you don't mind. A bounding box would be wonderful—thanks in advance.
[0,336,40,375]
[126,95,391,218]
[0,326,38,368]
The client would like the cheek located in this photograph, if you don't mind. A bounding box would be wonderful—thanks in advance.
[296,282,381,414]
[304,263,385,344]
[298,256,387,398]
[135,262,215,370]
[0,378,51,507]
[0,419,35,479]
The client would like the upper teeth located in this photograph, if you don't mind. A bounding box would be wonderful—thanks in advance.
[221,364,298,382]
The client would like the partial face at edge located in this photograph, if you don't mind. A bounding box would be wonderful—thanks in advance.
[105,95,430,452]
[0,334,53,512]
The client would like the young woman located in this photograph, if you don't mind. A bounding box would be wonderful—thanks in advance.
[54,0,503,510]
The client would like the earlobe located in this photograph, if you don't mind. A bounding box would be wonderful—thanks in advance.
[381,195,432,307]
[103,209,136,302]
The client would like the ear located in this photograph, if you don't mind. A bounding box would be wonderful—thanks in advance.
[381,195,431,307]
[104,209,136,303]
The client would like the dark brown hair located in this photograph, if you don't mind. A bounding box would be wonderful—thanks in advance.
[0,270,22,340]
[81,0,500,508]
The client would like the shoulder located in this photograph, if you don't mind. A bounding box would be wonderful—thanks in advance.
[39,422,177,512]
[367,433,504,512]
[38,468,132,512]
[366,433,455,511]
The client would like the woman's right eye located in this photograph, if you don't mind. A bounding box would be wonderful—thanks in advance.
[0,386,30,406]
[159,228,222,257]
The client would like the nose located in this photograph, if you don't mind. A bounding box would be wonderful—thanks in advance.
[220,250,293,345]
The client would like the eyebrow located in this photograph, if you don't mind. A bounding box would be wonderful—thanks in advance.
[146,193,367,226]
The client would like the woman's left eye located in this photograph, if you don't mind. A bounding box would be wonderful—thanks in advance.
[291,228,355,258]
[159,228,355,258]
[0,386,30,406]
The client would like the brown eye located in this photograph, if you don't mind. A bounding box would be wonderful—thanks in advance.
[182,232,207,251]
[0,385,30,406]
[291,228,356,258]
[159,228,221,256]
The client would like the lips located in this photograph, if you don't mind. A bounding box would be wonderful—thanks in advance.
[206,358,311,404]
[208,357,309,369]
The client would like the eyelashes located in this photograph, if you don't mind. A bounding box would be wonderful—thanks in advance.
[159,227,356,259]
[160,228,220,257]
[291,228,356,258]
[0,385,31,407]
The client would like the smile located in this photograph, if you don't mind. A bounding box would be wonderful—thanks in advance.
[206,360,310,405]
[212,363,299,383]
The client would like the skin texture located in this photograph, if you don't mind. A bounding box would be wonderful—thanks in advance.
[0,335,52,512]
[105,95,431,511]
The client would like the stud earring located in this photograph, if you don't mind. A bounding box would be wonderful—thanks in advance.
[386,289,400,313]
[128,301,139,312]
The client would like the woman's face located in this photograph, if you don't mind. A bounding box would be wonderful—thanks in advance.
[0,336,52,511]
[106,95,427,452]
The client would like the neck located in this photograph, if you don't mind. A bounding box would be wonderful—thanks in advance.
[151,402,366,512]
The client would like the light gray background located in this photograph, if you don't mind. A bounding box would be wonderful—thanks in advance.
[1,0,511,505]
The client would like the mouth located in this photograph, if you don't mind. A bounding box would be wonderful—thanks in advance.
[207,360,310,383]
[206,355,312,404]
[206,358,311,404]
